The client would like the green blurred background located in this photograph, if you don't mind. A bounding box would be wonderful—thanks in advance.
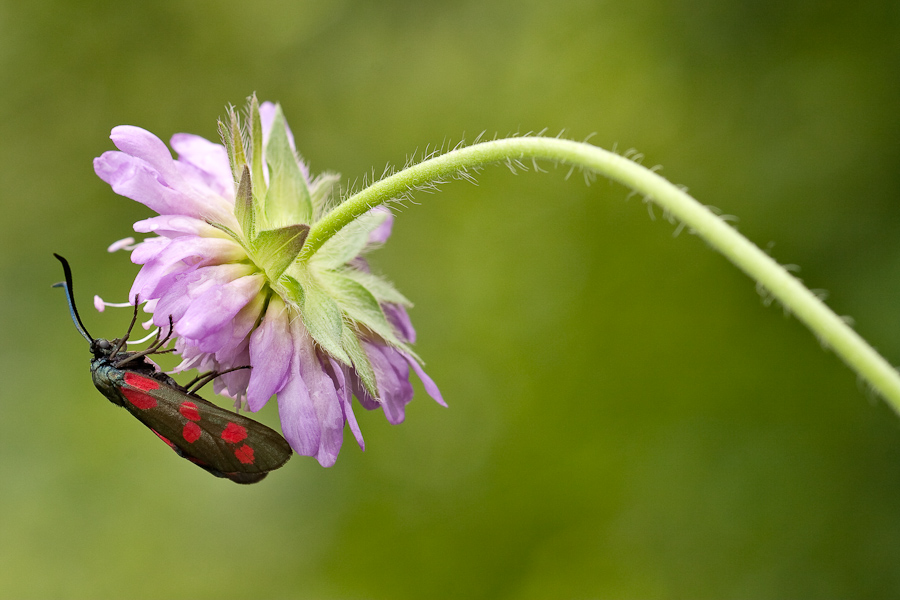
[3,0,900,597]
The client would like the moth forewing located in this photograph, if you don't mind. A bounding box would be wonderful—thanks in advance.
[117,371,292,479]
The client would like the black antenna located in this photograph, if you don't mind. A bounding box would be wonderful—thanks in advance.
[52,253,94,344]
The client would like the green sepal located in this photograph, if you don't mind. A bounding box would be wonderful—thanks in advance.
[313,208,390,269]
[251,224,310,282]
[217,116,236,182]
[228,109,248,184]
[309,172,341,216]
[206,221,248,250]
[264,104,312,226]
[282,274,351,365]
[341,321,379,399]
[218,105,251,199]
[249,94,268,203]
[338,267,412,307]
[317,270,404,349]
[234,165,256,240]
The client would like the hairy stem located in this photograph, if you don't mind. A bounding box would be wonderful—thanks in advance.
[302,137,900,411]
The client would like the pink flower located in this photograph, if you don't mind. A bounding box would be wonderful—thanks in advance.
[93,96,444,467]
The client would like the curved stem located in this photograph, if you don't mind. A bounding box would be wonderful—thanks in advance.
[302,137,900,411]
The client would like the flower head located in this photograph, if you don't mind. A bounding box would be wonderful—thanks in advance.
[93,96,444,467]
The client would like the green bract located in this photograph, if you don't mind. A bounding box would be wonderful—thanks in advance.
[211,96,414,398]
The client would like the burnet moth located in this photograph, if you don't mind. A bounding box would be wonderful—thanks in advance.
[53,254,291,484]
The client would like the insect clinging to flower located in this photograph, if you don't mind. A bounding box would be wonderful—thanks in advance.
[54,253,293,483]
[89,95,444,468]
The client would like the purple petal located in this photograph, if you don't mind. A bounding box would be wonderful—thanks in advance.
[363,342,414,425]
[367,206,394,245]
[277,365,317,461]
[94,151,186,214]
[277,319,345,467]
[214,293,266,366]
[329,357,364,450]
[130,236,245,301]
[401,352,446,407]
[133,235,243,268]
[130,236,171,266]
[152,263,252,328]
[352,341,444,420]
[294,320,345,466]
[109,126,181,184]
[383,303,416,344]
[350,375,381,411]
[177,273,265,340]
[133,215,227,239]
[131,259,185,303]
[187,324,239,356]
[189,291,263,358]
[173,340,216,374]
[151,270,208,327]
[247,297,293,411]
[170,133,232,197]
[217,345,252,400]
[94,151,236,227]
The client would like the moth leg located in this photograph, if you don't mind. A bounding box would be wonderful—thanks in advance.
[145,315,175,354]
[111,293,141,357]
[114,315,176,367]
[185,366,252,394]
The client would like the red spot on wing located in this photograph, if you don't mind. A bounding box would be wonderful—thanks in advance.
[221,422,248,444]
[122,388,157,410]
[179,402,201,421]
[234,444,255,464]
[183,422,202,443]
[152,429,177,450]
[124,372,161,391]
